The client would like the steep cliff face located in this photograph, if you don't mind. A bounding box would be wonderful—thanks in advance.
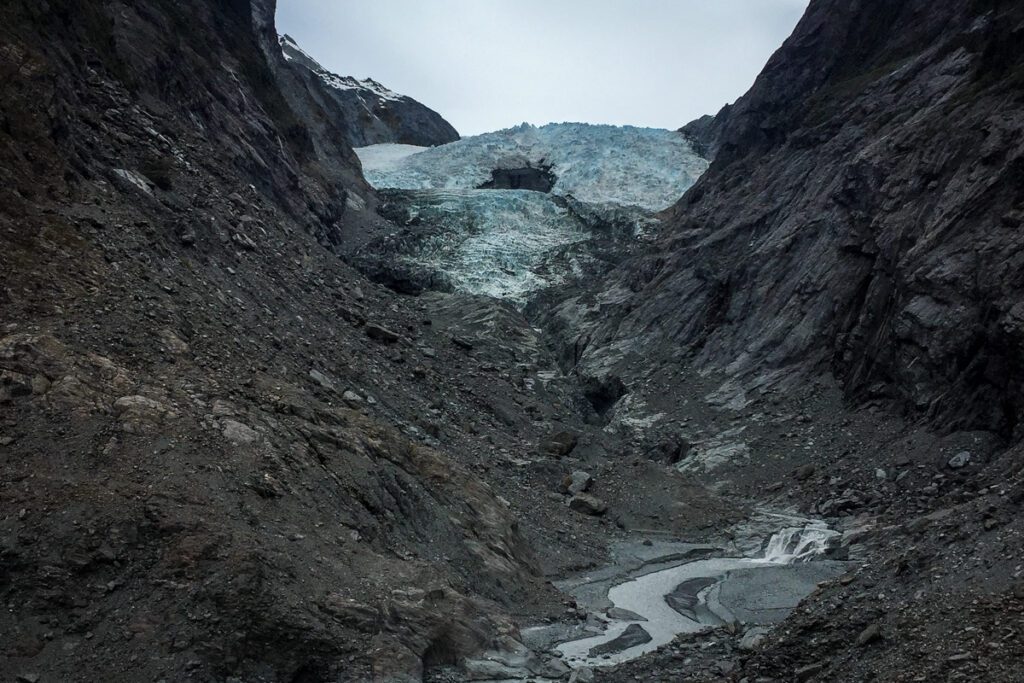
[0,2,557,680]
[569,0,1024,437]
[279,34,460,148]
[0,0,386,252]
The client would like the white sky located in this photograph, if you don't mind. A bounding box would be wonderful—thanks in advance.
[276,0,810,136]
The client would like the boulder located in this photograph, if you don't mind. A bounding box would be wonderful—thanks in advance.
[568,494,607,516]
[222,420,260,445]
[739,626,770,651]
[568,667,594,683]
[342,390,364,407]
[606,607,647,622]
[794,464,816,481]
[541,430,578,457]
[308,368,337,391]
[587,623,651,657]
[365,323,401,344]
[559,470,593,496]
[856,623,882,646]
[947,451,971,469]
[113,395,168,414]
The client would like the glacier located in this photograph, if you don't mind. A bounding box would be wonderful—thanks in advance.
[358,122,707,211]
[371,189,590,300]
[355,123,709,301]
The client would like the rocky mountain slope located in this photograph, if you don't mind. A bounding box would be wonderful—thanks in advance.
[0,2,734,682]
[351,123,707,300]
[562,0,1024,437]
[279,34,459,149]
[3,0,1024,682]
[527,0,1024,680]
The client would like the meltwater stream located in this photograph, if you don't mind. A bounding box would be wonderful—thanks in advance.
[556,520,843,668]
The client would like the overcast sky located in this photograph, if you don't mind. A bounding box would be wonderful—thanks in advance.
[276,1,809,136]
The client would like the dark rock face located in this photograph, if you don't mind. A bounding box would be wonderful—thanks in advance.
[478,165,557,192]
[279,34,459,148]
[678,108,732,160]
[0,2,545,680]
[571,0,1024,437]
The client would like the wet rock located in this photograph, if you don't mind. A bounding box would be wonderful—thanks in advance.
[541,430,579,457]
[560,470,593,496]
[568,494,607,516]
[365,323,400,344]
[947,451,971,469]
[607,607,647,622]
[462,638,567,681]
[587,623,651,657]
[539,657,571,678]
[665,576,717,619]
[462,659,523,680]
[823,544,850,561]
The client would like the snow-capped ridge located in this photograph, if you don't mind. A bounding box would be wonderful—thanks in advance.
[276,34,459,147]
[279,35,405,102]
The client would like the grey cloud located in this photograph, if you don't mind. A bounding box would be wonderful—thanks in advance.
[276,0,809,135]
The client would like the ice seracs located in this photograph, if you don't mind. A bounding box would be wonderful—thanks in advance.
[357,122,709,211]
[355,123,710,301]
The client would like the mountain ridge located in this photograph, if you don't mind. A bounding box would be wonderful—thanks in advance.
[278,33,460,148]
[555,0,1024,437]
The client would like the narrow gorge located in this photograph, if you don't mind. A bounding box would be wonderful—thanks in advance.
[1,1,1022,683]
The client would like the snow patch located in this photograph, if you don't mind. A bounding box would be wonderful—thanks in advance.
[355,144,428,171]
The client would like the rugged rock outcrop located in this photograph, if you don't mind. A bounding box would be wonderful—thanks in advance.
[0,1,552,680]
[279,34,459,148]
[0,3,749,681]
[560,0,1024,437]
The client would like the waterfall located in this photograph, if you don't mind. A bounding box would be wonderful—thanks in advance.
[761,521,839,564]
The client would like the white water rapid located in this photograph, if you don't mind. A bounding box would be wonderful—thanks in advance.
[556,521,843,668]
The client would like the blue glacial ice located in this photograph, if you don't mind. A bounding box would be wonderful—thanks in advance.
[356,123,709,300]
